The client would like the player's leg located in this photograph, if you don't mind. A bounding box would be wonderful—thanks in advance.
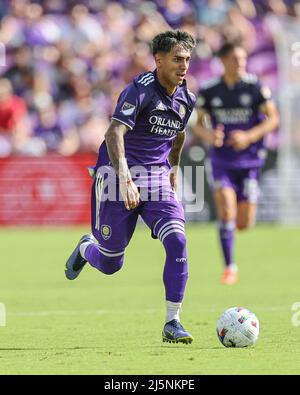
[65,175,139,279]
[141,189,193,343]
[210,164,239,284]
[236,201,257,230]
[214,186,237,269]
[236,169,260,231]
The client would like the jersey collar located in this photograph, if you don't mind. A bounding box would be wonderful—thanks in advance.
[222,75,244,90]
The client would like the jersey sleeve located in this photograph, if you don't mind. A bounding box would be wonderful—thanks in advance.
[195,89,210,112]
[254,80,272,107]
[111,82,145,130]
[184,90,197,125]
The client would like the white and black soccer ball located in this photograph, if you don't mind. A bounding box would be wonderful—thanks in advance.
[216,307,259,348]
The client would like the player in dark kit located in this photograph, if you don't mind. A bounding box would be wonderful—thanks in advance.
[194,42,279,285]
[65,31,196,343]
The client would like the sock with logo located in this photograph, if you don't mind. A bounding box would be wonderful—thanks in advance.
[154,219,188,303]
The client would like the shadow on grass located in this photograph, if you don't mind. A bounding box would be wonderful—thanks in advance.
[161,345,221,350]
[0,347,103,351]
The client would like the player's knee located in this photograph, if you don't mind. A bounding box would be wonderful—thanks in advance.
[219,207,236,222]
[163,231,187,254]
[103,262,123,275]
[154,219,187,260]
[98,254,124,275]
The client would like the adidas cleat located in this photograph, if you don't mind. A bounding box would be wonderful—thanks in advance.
[65,234,95,280]
[162,319,193,344]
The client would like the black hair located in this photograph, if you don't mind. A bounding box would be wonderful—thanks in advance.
[151,30,196,55]
[217,41,246,58]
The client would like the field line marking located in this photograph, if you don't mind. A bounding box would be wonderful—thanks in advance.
[6,306,290,317]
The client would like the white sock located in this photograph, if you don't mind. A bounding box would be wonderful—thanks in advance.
[79,241,94,260]
[166,301,182,323]
[227,263,238,272]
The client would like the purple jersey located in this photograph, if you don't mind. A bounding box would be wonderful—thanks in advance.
[196,74,272,169]
[95,70,196,179]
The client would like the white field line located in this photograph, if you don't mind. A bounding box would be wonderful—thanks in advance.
[6,306,291,317]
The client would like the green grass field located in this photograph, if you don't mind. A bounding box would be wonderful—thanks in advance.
[0,224,300,375]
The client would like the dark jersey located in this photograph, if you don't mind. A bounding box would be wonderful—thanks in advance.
[196,74,272,169]
[96,70,196,179]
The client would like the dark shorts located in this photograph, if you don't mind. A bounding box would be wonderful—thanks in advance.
[207,163,261,203]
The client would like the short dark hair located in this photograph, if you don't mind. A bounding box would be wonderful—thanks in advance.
[151,30,196,56]
[217,41,246,58]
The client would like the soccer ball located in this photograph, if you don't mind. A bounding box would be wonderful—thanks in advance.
[216,307,259,348]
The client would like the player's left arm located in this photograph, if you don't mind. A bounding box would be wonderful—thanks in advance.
[227,100,280,151]
[247,100,280,144]
[169,131,186,191]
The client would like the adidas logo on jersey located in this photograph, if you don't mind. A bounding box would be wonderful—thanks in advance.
[152,100,166,112]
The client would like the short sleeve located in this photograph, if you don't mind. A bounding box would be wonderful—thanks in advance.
[184,90,197,124]
[255,81,272,107]
[111,83,144,130]
[195,90,210,112]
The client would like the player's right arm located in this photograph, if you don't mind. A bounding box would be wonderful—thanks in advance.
[104,75,152,210]
[105,120,140,210]
[193,109,225,147]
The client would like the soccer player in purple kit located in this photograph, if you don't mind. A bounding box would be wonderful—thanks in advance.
[194,42,279,285]
[65,31,196,343]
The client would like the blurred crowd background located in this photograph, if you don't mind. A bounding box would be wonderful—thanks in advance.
[0,0,299,158]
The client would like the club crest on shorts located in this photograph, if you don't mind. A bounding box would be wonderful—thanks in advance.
[101,225,112,240]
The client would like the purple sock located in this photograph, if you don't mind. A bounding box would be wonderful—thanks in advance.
[84,244,124,275]
[163,232,188,302]
[154,219,188,303]
[218,220,235,267]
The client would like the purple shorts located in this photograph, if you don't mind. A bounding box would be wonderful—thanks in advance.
[91,176,185,249]
[207,164,261,203]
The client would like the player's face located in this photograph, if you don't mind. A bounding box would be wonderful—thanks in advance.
[155,45,191,90]
[222,47,247,78]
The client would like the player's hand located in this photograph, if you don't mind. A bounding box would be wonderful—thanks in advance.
[120,179,140,210]
[227,130,252,151]
[170,170,178,192]
[209,124,225,147]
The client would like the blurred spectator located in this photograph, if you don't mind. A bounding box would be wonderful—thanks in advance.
[157,0,194,28]
[34,102,64,152]
[0,78,35,156]
[0,0,298,157]
[196,0,233,26]
[4,46,34,99]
